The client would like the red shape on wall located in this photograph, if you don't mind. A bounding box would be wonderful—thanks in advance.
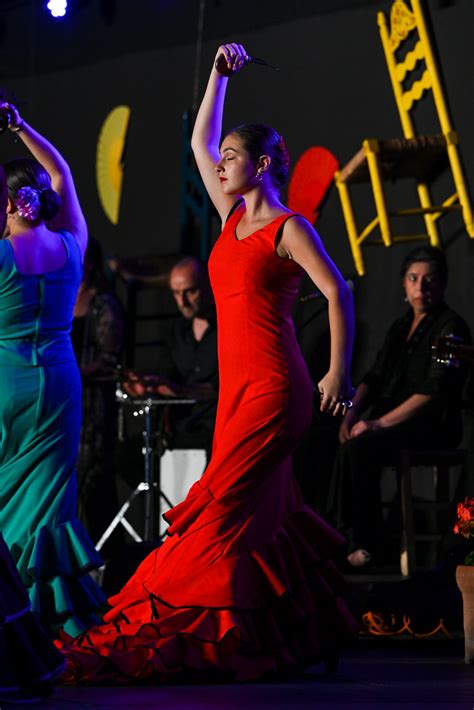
[288,146,339,224]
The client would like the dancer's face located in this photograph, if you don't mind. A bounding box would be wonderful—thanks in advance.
[216,134,257,194]
[403,261,445,315]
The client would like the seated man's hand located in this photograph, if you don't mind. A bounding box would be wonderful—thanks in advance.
[121,372,217,400]
[156,383,178,397]
[121,371,164,397]
[339,410,358,444]
[350,419,383,438]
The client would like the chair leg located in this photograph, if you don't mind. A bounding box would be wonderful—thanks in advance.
[364,139,393,248]
[416,182,441,247]
[429,463,450,567]
[441,456,468,553]
[399,451,416,577]
[451,456,468,509]
[335,173,366,276]
[434,464,450,502]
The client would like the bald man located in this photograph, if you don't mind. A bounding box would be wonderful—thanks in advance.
[124,257,218,454]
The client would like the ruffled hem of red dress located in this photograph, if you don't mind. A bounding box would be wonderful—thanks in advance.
[57,506,359,684]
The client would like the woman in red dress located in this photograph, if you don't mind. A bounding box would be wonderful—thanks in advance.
[60,43,357,683]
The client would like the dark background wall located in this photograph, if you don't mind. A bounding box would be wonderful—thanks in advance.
[0,0,473,376]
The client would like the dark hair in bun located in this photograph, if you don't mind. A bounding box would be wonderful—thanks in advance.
[225,123,290,189]
[3,157,61,222]
[38,186,61,221]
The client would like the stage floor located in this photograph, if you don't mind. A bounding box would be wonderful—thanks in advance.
[33,644,473,709]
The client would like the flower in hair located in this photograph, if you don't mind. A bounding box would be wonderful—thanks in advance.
[14,186,41,222]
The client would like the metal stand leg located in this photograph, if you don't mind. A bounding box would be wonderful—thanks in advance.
[96,398,176,551]
[142,402,154,541]
[96,399,156,550]
[155,449,174,539]
[96,483,146,551]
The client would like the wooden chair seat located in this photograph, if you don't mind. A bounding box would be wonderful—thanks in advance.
[339,134,448,184]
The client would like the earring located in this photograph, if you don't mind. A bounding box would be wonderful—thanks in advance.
[256,169,263,182]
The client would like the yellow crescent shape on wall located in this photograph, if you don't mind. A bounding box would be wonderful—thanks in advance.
[96,105,131,225]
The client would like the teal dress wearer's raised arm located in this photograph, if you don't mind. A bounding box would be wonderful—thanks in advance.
[0,230,105,637]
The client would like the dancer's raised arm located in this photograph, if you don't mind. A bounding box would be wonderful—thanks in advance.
[1,102,87,258]
[191,43,249,223]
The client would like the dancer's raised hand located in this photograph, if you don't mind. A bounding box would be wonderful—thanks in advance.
[0,102,23,131]
[214,43,250,77]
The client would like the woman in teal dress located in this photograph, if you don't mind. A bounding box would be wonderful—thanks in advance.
[0,166,63,703]
[0,102,105,637]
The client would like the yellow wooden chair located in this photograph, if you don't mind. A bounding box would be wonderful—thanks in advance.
[335,0,474,276]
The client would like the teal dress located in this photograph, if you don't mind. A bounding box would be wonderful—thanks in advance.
[0,231,105,637]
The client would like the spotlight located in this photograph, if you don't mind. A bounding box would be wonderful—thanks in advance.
[47,0,68,18]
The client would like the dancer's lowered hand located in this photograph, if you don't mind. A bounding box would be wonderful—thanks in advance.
[318,371,354,417]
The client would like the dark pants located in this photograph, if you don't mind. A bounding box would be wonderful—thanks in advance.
[327,420,458,559]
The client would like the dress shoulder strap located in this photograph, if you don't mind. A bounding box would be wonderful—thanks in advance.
[58,230,83,266]
[225,198,244,224]
[274,211,302,249]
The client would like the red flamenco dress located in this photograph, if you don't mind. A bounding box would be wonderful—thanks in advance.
[59,205,358,683]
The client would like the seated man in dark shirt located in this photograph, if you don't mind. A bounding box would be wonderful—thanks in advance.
[124,257,218,456]
[328,246,471,568]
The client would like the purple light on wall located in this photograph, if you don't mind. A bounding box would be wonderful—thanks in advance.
[47,0,68,18]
